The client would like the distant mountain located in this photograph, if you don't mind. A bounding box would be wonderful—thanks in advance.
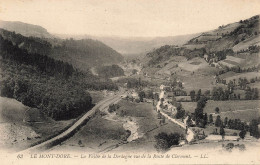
[55,33,200,57]
[0,20,52,38]
[0,28,123,71]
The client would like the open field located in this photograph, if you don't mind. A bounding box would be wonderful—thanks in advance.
[111,100,185,152]
[214,109,259,122]
[0,97,74,152]
[180,73,225,92]
[219,60,236,67]
[49,112,128,153]
[235,53,260,69]
[226,55,245,63]
[233,35,260,52]
[191,125,240,137]
[248,81,260,89]
[180,102,197,113]
[204,100,260,113]
[54,100,185,152]
[219,71,260,82]
[196,35,221,42]
[116,100,184,134]
[51,100,185,153]
[175,96,191,102]
[197,65,220,76]
[0,97,41,151]
[183,44,206,50]
[0,97,29,123]
[181,100,260,122]
[204,100,260,122]
[178,57,208,72]
[218,56,245,67]
[156,56,187,75]
[233,89,246,99]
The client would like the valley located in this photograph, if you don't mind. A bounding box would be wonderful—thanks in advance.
[0,13,259,160]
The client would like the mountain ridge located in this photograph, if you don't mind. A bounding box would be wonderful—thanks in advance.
[0,28,123,71]
[0,20,52,38]
[142,14,260,69]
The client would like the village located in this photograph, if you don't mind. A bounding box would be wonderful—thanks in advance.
[118,80,257,149]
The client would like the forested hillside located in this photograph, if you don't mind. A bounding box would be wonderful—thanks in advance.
[51,38,123,70]
[0,28,123,71]
[96,64,125,78]
[0,36,118,120]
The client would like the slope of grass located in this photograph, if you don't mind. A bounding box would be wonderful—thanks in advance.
[222,72,260,82]
[0,97,28,123]
[204,100,260,113]
[113,100,185,152]
[0,97,74,152]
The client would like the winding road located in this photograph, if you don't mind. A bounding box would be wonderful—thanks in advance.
[19,90,125,153]
[156,88,195,143]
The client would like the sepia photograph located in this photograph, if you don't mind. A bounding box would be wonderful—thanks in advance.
[0,0,259,164]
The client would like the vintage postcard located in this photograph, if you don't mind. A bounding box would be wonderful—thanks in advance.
[0,0,260,164]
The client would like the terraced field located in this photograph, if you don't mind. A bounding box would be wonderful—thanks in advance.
[178,57,208,72]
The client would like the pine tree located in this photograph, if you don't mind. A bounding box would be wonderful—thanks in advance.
[224,117,228,127]
[190,90,196,102]
[215,115,222,127]
[239,130,246,139]
[249,119,259,138]
[196,89,201,101]
[209,114,213,124]
[220,125,225,137]
[203,113,208,126]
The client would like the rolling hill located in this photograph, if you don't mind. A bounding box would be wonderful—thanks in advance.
[56,33,200,57]
[140,15,260,93]
[142,15,260,70]
[0,28,123,71]
[0,20,52,38]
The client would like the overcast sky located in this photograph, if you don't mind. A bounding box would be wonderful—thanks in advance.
[0,0,259,37]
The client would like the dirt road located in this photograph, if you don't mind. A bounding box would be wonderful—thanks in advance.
[156,88,195,143]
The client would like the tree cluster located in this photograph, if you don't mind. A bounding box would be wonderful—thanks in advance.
[194,96,208,127]
[175,103,185,119]
[245,87,259,100]
[108,104,120,113]
[213,116,259,138]
[0,66,92,120]
[211,87,233,101]
[154,132,181,151]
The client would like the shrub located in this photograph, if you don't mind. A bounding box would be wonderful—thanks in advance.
[225,143,234,152]
[238,144,246,151]
[108,104,120,113]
